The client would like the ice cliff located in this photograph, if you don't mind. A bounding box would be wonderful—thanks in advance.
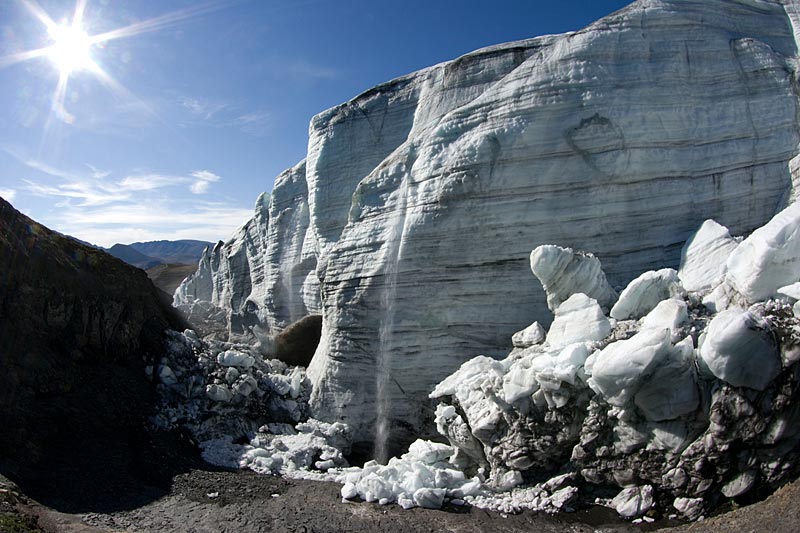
[176,0,800,448]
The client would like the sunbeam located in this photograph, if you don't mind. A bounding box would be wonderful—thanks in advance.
[0,0,238,141]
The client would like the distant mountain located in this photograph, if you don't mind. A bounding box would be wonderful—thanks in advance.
[105,240,212,270]
[106,243,162,269]
[129,240,211,265]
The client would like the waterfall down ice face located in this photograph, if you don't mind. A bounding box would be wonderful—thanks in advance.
[374,176,409,464]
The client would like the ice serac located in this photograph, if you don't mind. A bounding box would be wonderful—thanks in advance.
[530,245,617,312]
[175,161,319,340]
[308,0,800,444]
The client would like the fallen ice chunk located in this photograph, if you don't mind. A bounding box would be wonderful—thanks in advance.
[778,282,800,301]
[217,350,256,368]
[342,481,358,500]
[678,219,738,292]
[673,496,704,520]
[641,298,688,336]
[546,293,611,348]
[157,365,178,386]
[587,328,671,406]
[699,308,780,390]
[610,269,686,320]
[406,440,454,464]
[529,245,617,311]
[494,470,523,491]
[721,469,756,498]
[413,487,446,509]
[611,485,654,518]
[512,321,546,348]
[233,375,258,397]
[206,383,233,403]
[726,201,800,302]
[634,337,698,421]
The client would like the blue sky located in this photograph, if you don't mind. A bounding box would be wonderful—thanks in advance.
[0,0,630,247]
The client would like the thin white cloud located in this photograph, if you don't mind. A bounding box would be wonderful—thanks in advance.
[23,179,131,206]
[181,97,229,120]
[189,170,222,194]
[119,174,185,191]
[0,188,16,202]
[2,146,84,181]
[178,95,272,137]
[229,110,271,136]
[58,202,253,247]
[85,163,111,179]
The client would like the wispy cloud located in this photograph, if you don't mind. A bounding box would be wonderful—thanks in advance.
[57,201,253,248]
[7,144,245,246]
[3,146,84,181]
[85,163,110,179]
[23,179,130,206]
[178,95,272,136]
[228,111,271,136]
[189,169,222,194]
[181,97,229,120]
[119,173,186,191]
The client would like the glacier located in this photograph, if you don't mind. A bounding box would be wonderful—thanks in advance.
[175,0,800,452]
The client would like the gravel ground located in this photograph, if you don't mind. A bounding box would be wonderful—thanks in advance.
[2,430,795,533]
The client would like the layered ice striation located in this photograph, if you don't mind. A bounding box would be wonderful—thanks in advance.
[177,0,800,445]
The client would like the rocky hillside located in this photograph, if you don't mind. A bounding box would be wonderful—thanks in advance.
[0,198,187,491]
[176,0,800,447]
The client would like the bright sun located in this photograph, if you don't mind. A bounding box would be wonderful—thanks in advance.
[47,23,93,75]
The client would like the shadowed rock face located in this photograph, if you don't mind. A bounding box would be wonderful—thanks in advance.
[0,198,186,495]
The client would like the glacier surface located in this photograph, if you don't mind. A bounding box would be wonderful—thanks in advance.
[175,0,800,448]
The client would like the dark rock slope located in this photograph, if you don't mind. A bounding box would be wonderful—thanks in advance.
[0,198,187,507]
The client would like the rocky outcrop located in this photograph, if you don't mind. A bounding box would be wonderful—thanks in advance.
[0,197,186,485]
[177,0,800,446]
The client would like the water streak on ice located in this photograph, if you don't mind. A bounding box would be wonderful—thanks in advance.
[374,175,409,463]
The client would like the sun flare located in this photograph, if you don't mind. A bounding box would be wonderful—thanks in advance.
[47,23,93,75]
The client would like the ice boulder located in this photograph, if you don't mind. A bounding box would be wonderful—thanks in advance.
[546,293,611,349]
[633,337,699,421]
[678,219,739,292]
[699,308,780,390]
[586,328,672,407]
[778,282,800,301]
[641,299,689,338]
[726,202,800,302]
[611,485,654,519]
[610,269,686,321]
[779,283,800,317]
[512,321,546,348]
[217,350,256,369]
[530,245,617,312]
